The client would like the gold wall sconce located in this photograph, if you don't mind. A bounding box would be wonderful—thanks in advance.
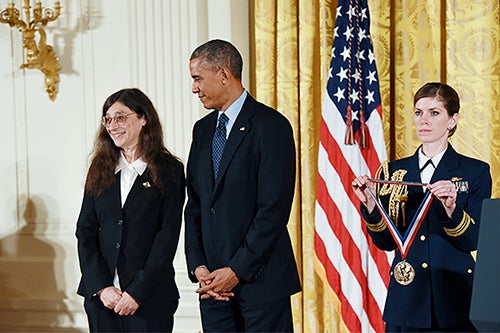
[0,0,62,101]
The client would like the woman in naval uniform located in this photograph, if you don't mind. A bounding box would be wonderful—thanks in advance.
[352,82,492,332]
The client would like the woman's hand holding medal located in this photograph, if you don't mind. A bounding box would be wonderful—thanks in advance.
[353,174,457,218]
[428,180,457,218]
[352,175,376,213]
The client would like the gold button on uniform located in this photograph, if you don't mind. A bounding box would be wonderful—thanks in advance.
[420,235,426,241]
[467,268,473,274]
[421,262,428,269]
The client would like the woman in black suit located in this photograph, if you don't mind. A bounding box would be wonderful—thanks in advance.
[76,88,185,332]
[352,82,491,332]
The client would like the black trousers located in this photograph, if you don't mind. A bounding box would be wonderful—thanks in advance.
[386,321,478,333]
[200,296,293,332]
[84,296,178,332]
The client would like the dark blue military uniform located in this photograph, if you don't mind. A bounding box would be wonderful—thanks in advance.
[362,145,492,331]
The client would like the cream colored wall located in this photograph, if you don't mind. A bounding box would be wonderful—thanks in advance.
[0,0,249,331]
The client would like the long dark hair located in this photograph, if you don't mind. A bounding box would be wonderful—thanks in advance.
[414,82,460,137]
[85,88,179,195]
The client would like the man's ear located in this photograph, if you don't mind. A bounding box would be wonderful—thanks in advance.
[219,66,231,83]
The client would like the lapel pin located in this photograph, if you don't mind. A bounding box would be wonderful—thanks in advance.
[142,181,151,188]
[239,126,245,131]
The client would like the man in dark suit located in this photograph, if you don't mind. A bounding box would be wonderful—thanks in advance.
[184,39,301,332]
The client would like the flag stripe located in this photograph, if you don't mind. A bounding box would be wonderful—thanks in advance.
[316,140,388,331]
[360,105,386,175]
[320,102,392,284]
[314,231,362,332]
[316,173,384,331]
[314,1,393,331]
[317,140,390,301]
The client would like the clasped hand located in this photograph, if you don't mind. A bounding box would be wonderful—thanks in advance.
[195,266,239,301]
[98,286,139,316]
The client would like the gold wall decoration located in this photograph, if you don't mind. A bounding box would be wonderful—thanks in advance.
[0,0,61,101]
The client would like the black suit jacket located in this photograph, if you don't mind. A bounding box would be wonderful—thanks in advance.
[76,156,185,306]
[362,145,492,328]
[184,94,301,305]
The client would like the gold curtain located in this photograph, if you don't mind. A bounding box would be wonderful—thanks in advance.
[251,0,500,332]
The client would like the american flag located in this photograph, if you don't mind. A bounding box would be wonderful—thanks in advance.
[314,0,393,332]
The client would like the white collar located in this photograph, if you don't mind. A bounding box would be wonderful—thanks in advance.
[114,152,147,175]
[418,147,446,170]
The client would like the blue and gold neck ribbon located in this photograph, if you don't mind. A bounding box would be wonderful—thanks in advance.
[367,183,433,259]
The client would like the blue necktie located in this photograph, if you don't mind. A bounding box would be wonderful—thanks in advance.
[212,113,229,179]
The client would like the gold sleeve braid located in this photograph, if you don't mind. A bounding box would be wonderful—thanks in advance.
[365,218,387,232]
[444,211,475,237]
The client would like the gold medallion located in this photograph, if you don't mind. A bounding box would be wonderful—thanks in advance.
[393,260,415,285]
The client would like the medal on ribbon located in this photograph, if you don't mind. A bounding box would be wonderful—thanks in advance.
[393,260,415,286]
[366,163,434,286]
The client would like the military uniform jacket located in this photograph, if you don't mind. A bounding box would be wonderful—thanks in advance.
[362,145,492,328]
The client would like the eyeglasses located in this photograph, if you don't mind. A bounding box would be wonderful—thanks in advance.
[102,113,136,127]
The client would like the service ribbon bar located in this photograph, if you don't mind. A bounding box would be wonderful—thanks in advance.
[367,187,433,259]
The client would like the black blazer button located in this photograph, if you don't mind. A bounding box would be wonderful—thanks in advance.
[117,219,123,226]
[115,243,120,250]
[210,208,216,214]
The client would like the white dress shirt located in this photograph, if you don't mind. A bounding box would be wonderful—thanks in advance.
[112,152,147,288]
[418,147,445,190]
